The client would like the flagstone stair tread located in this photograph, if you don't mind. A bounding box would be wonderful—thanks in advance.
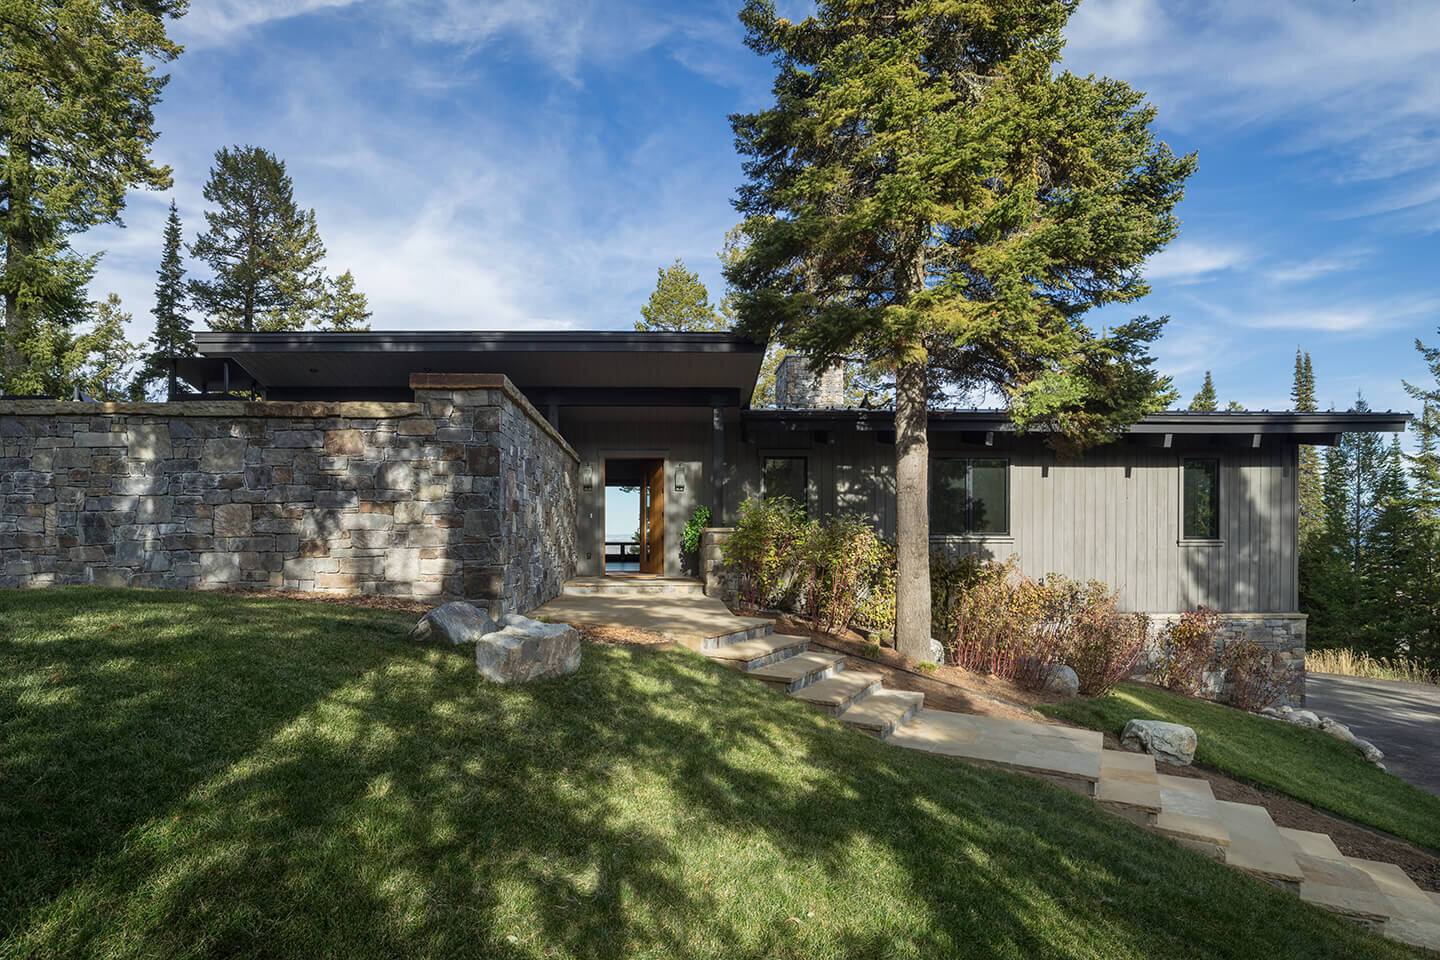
[746,651,846,686]
[703,632,807,664]
[1277,826,1345,861]
[1153,775,1230,848]
[789,671,884,711]
[887,709,1103,783]
[837,689,924,735]
[1213,800,1304,883]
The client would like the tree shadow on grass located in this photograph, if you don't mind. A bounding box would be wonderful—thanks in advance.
[1,589,1414,959]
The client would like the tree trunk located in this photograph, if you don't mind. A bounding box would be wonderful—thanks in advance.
[2,235,31,383]
[894,354,934,662]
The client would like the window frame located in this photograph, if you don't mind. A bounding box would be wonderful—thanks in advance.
[930,456,1010,537]
[1180,457,1222,542]
[761,455,809,511]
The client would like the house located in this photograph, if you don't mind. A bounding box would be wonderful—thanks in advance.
[0,330,1408,693]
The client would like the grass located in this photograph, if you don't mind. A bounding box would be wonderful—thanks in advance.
[0,588,1422,960]
[1041,683,1440,851]
[1307,648,1439,686]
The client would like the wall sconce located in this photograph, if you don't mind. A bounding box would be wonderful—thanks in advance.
[582,462,593,490]
[674,464,686,491]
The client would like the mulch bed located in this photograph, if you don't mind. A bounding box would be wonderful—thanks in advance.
[573,623,675,648]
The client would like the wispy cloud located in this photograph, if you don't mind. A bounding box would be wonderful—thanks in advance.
[1145,241,1248,283]
[173,0,362,46]
[1265,249,1373,285]
[1242,297,1440,333]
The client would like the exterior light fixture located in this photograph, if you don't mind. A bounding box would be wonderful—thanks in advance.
[582,462,593,490]
[674,464,686,491]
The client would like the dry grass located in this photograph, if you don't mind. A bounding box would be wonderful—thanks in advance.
[1307,648,1439,686]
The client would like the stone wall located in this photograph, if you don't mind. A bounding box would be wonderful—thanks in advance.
[699,526,737,604]
[0,374,578,615]
[773,355,845,408]
[1140,612,1307,706]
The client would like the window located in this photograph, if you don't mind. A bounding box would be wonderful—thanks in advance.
[763,457,807,508]
[1182,458,1220,540]
[931,458,1008,535]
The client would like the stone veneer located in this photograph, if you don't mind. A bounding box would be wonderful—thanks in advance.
[0,373,577,616]
[1140,612,1307,706]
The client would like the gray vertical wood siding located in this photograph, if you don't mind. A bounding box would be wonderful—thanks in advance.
[560,409,1300,614]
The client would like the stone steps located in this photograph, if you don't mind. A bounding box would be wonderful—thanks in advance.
[1096,749,1162,825]
[562,577,705,597]
[1152,775,1231,858]
[791,670,885,715]
[695,610,1436,952]
[836,689,925,739]
[747,651,846,693]
[702,628,806,670]
[1214,800,1304,885]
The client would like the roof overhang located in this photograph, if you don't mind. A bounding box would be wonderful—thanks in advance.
[178,330,767,405]
[741,408,1412,444]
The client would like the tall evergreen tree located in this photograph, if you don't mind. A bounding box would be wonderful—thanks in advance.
[1341,396,1385,572]
[1292,349,1322,546]
[1188,371,1218,411]
[135,200,194,398]
[726,0,1193,660]
[1302,436,1361,651]
[315,270,371,331]
[0,0,184,388]
[188,146,327,332]
[636,259,725,332]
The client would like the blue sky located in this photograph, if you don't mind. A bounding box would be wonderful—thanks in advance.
[83,0,1439,417]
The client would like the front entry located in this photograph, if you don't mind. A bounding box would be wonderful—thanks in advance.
[603,458,665,576]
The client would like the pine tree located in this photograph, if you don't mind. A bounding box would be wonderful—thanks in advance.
[188,146,328,332]
[1403,332,1440,666]
[1302,437,1360,651]
[315,270,371,331]
[726,0,1192,660]
[636,259,725,332]
[78,294,143,400]
[1188,372,1218,411]
[1292,349,1323,547]
[0,0,183,386]
[1342,396,1384,572]
[134,200,194,398]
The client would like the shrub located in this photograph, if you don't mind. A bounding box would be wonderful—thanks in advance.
[1064,586,1149,696]
[721,497,806,609]
[681,505,711,554]
[1222,639,1293,711]
[1153,606,1221,695]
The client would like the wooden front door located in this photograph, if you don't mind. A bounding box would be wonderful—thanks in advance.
[641,459,665,574]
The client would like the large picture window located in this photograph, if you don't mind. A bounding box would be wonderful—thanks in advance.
[762,456,807,509]
[1182,459,1220,540]
[931,459,1008,535]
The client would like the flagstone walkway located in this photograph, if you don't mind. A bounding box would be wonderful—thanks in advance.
[533,581,1440,953]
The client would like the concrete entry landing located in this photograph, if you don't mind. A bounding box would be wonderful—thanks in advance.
[530,580,769,648]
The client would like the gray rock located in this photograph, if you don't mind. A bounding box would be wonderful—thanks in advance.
[409,601,498,646]
[1286,709,1321,728]
[475,614,582,684]
[927,636,946,665]
[1353,738,1385,764]
[1042,664,1080,698]
[1318,717,1355,741]
[1121,719,1198,766]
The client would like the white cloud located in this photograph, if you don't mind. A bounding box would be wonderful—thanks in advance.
[174,0,362,46]
[1242,297,1439,333]
[1145,241,1247,283]
[1265,249,1372,285]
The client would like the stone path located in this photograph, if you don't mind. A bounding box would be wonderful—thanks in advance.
[536,581,1440,953]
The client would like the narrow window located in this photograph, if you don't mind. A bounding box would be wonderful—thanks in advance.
[1182,459,1220,539]
[762,456,807,509]
[931,458,1009,535]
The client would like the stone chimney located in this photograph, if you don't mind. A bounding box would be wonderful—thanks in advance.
[774,354,845,408]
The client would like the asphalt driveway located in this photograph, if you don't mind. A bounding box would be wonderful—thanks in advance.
[1307,673,1440,797]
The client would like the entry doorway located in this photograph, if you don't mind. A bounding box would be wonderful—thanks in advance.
[603,458,665,575]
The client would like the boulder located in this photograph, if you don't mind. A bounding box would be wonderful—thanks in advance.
[1121,719,1197,766]
[409,601,498,646]
[1285,709,1321,728]
[475,613,582,684]
[1353,738,1385,764]
[1318,717,1355,741]
[1042,664,1080,698]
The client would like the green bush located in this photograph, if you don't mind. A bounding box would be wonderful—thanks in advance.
[681,505,712,554]
[722,497,807,609]
[1153,606,1220,694]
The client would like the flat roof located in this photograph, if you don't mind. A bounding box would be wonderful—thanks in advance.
[179,330,767,403]
[742,407,1411,440]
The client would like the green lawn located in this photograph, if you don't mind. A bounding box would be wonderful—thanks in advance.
[0,588,1420,959]
[1041,683,1440,851]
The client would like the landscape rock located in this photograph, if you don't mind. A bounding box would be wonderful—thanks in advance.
[927,637,946,665]
[1353,738,1385,764]
[1318,717,1355,741]
[1121,719,1198,766]
[1042,664,1080,698]
[475,613,581,684]
[1285,709,1321,728]
[409,601,498,646]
